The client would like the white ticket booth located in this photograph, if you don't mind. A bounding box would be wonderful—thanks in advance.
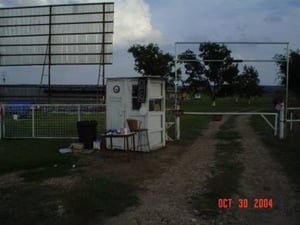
[106,77,166,151]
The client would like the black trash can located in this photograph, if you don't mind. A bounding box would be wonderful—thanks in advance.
[77,120,97,149]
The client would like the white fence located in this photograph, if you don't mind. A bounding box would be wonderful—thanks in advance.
[287,107,300,131]
[0,104,106,139]
[173,111,279,140]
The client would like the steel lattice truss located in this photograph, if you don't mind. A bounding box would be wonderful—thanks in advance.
[0,2,114,66]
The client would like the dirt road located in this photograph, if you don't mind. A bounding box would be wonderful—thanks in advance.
[101,121,223,225]
[101,116,300,225]
[215,116,300,225]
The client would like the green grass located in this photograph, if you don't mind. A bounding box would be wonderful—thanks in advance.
[250,116,300,190]
[219,116,237,130]
[63,176,138,224]
[0,176,138,225]
[0,111,135,224]
[20,165,75,181]
[4,112,106,138]
[0,183,61,225]
[0,139,138,225]
[180,94,274,112]
[192,116,243,219]
[0,139,78,175]
[180,115,211,139]
[0,94,282,224]
[171,94,274,141]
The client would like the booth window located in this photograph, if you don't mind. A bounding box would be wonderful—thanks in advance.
[132,85,141,110]
[149,99,162,111]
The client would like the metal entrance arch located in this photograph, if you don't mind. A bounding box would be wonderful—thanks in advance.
[173,41,290,138]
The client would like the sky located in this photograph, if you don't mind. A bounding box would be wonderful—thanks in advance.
[0,0,300,85]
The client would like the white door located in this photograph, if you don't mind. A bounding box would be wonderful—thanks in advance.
[108,98,124,130]
[106,98,125,149]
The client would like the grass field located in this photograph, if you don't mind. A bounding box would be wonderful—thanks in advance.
[0,139,138,225]
[0,175,137,225]
[250,116,300,191]
[172,94,274,140]
[179,94,274,112]
[3,112,106,138]
[1,93,299,224]
[181,94,300,220]
[0,139,77,175]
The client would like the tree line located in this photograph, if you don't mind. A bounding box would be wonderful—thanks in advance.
[128,42,299,105]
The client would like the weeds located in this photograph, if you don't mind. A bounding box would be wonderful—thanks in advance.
[250,116,300,190]
[0,176,138,225]
[0,140,138,225]
[192,116,243,219]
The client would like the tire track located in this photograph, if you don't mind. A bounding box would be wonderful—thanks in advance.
[217,115,300,225]
[100,120,225,225]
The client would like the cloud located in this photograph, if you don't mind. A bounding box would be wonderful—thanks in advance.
[1,0,163,48]
[1,0,163,82]
[2,0,63,6]
[2,0,300,84]
[113,0,162,48]
[264,15,283,23]
[149,0,300,45]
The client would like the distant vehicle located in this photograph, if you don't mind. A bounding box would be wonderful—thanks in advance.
[5,100,34,118]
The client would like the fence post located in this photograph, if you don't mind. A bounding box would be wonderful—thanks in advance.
[175,105,180,140]
[32,105,35,138]
[78,104,81,121]
[274,113,278,136]
[290,111,293,131]
[0,106,2,140]
[279,103,284,139]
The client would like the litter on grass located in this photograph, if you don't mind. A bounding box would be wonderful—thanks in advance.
[69,143,84,153]
[59,148,72,154]
[93,140,101,150]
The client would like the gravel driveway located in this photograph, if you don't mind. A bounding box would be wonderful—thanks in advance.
[101,116,300,225]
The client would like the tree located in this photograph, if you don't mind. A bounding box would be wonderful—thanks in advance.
[200,42,238,106]
[178,49,207,95]
[128,43,174,77]
[219,64,239,96]
[179,42,238,106]
[165,60,183,91]
[237,65,261,104]
[274,49,300,98]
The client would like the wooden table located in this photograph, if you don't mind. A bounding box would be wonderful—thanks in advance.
[100,132,136,151]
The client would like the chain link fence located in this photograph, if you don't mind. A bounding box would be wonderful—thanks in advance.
[0,104,106,138]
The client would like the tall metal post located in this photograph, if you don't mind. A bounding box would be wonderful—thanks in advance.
[279,103,285,139]
[174,43,178,108]
[174,43,180,140]
[48,5,52,102]
[285,43,290,137]
[32,106,35,138]
[102,3,106,87]
[78,105,81,122]
[0,106,2,140]
[97,4,106,102]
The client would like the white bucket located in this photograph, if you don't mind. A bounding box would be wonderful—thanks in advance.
[93,140,101,150]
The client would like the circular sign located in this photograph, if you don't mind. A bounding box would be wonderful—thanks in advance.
[113,85,120,93]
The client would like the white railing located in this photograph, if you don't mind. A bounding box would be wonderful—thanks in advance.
[287,107,300,131]
[0,104,106,139]
[173,111,279,140]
